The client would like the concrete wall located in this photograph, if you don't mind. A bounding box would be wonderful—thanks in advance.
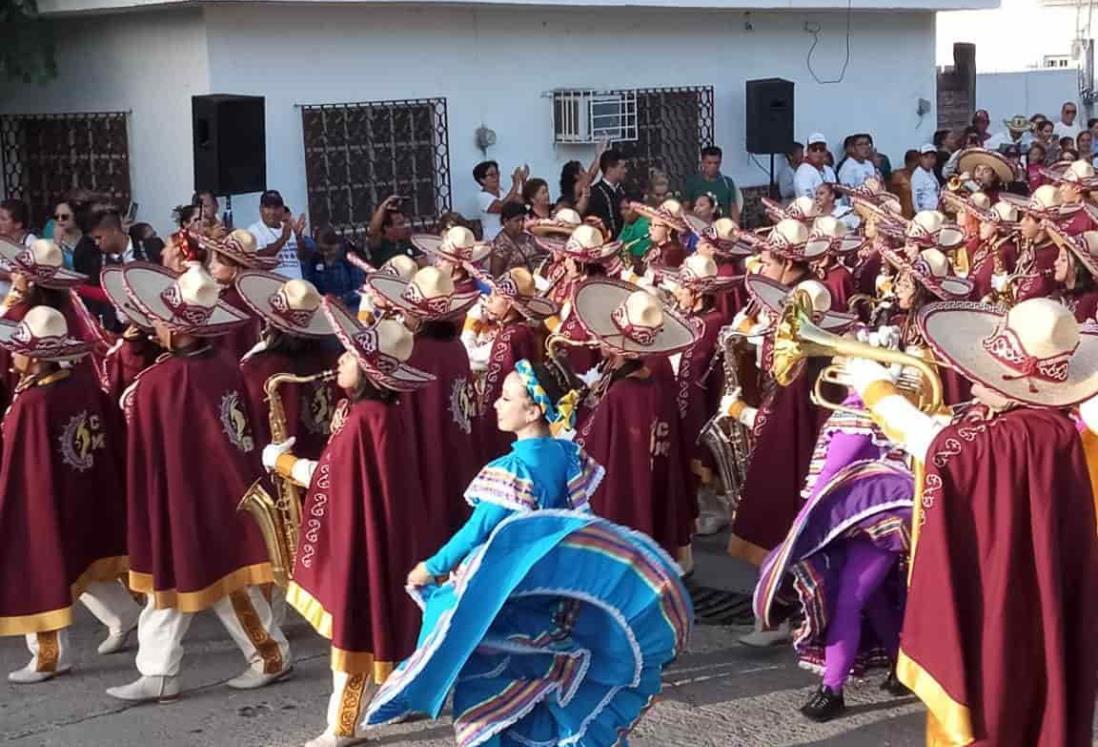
[937,0,1085,72]
[975,69,1080,124]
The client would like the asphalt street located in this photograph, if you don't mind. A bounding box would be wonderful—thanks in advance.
[0,533,938,746]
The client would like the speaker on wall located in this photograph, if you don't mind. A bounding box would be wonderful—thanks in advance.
[745,78,795,155]
[192,94,267,196]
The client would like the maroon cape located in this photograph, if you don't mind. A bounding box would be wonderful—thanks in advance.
[216,285,262,363]
[403,333,481,537]
[714,259,747,325]
[676,307,724,490]
[899,407,1097,747]
[820,263,854,312]
[288,397,438,680]
[967,238,1018,302]
[853,247,885,298]
[576,369,692,554]
[123,345,271,611]
[0,370,128,635]
[1062,207,1096,236]
[475,321,540,462]
[557,310,602,376]
[1015,241,1059,302]
[103,334,161,401]
[1056,287,1098,323]
[240,344,341,460]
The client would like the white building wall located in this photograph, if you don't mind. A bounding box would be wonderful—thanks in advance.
[975,69,1080,125]
[937,0,1087,72]
[0,7,209,234]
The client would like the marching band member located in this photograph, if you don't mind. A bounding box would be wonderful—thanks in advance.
[846,191,904,299]
[100,266,163,397]
[204,228,278,361]
[0,307,139,683]
[632,198,692,267]
[1001,185,1082,302]
[1045,158,1098,235]
[848,298,1097,747]
[365,266,481,535]
[807,215,863,311]
[525,207,582,300]
[107,264,290,703]
[412,226,488,296]
[941,193,1020,302]
[1045,223,1098,322]
[366,360,690,747]
[262,304,440,747]
[351,253,418,324]
[687,215,754,323]
[572,277,698,561]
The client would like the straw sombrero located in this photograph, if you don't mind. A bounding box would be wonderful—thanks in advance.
[999,184,1082,222]
[365,265,479,320]
[0,239,86,289]
[835,177,900,211]
[918,298,1098,407]
[880,246,973,300]
[1045,224,1098,278]
[659,254,741,295]
[236,271,334,337]
[571,277,697,358]
[955,148,1015,185]
[202,229,278,270]
[101,265,153,329]
[689,216,754,257]
[321,299,434,392]
[411,226,492,266]
[0,305,91,362]
[534,223,621,265]
[879,210,965,250]
[1039,159,1098,190]
[120,263,250,336]
[631,199,689,232]
[807,215,864,256]
[744,274,856,332]
[484,266,558,320]
[761,196,819,224]
[762,219,829,263]
[526,208,583,238]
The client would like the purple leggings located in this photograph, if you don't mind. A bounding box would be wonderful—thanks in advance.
[821,538,901,690]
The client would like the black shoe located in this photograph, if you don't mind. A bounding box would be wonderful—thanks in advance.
[880,668,911,697]
[800,685,845,722]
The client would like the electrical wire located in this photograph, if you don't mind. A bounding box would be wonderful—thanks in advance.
[749,154,774,178]
[805,0,853,85]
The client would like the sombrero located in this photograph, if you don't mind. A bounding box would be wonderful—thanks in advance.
[850,193,904,227]
[939,190,991,218]
[483,266,558,320]
[0,305,91,362]
[321,299,434,392]
[201,229,278,270]
[659,253,741,295]
[688,216,754,257]
[879,246,973,300]
[1045,223,1098,278]
[526,208,583,237]
[235,271,334,337]
[631,199,689,232]
[571,277,697,358]
[761,196,819,224]
[955,148,1015,184]
[120,263,250,336]
[411,226,492,266]
[101,265,153,329]
[1039,159,1098,190]
[0,239,86,289]
[918,297,1098,407]
[807,215,864,256]
[534,224,621,265]
[762,219,829,263]
[365,265,479,320]
[879,210,965,249]
[834,177,899,210]
[744,274,857,332]
[999,184,1082,222]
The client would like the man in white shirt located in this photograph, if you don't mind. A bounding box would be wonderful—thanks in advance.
[1053,101,1081,140]
[777,142,803,202]
[247,190,303,280]
[473,160,523,240]
[986,116,1034,154]
[794,133,837,199]
[911,145,940,213]
[837,133,878,189]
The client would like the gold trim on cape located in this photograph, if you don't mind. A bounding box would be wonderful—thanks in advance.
[286,581,333,638]
[330,646,395,682]
[128,562,273,613]
[0,555,129,636]
[896,649,974,746]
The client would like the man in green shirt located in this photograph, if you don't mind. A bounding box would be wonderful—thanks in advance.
[685,146,741,223]
[617,193,650,273]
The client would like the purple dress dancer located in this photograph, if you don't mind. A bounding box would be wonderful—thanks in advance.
[753,396,914,722]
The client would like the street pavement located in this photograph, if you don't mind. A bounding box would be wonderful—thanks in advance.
[0,532,931,746]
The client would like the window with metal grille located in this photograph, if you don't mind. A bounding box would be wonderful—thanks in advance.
[0,112,131,231]
[608,86,715,197]
[301,98,452,243]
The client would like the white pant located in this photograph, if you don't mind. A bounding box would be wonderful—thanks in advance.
[80,579,141,634]
[23,628,71,673]
[134,586,290,677]
[326,669,377,738]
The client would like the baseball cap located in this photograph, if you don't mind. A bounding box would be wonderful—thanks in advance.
[807,133,828,146]
[259,190,285,208]
[919,144,936,155]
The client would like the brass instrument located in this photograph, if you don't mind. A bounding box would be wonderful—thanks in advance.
[238,369,336,588]
[697,327,754,518]
[544,332,608,405]
[980,239,1033,309]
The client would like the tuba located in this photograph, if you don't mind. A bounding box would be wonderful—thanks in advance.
[238,369,336,588]
[697,327,754,519]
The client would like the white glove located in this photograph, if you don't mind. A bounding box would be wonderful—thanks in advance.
[578,367,602,387]
[730,308,750,332]
[990,273,1010,293]
[719,387,744,416]
[870,325,901,350]
[845,357,897,399]
[261,437,296,472]
[466,301,485,322]
[534,273,551,292]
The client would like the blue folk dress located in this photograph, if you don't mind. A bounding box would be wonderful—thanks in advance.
[365,436,693,746]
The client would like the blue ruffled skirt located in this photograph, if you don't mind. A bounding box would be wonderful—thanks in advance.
[365,510,692,746]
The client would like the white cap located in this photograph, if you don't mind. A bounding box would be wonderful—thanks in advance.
[919,144,936,155]
[807,133,827,146]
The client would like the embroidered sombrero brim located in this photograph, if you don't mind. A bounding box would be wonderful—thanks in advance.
[877,218,966,250]
[532,234,621,264]
[526,218,580,237]
[631,203,688,231]
[1045,222,1098,278]
[572,277,697,358]
[850,195,904,226]
[806,235,864,257]
[235,270,334,338]
[203,237,279,270]
[744,274,857,332]
[760,196,816,224]
[0,240,86,289]
[320,298,434,392]
[764,237,829,263]
[0,318,91,361]
[998,192,1083,222]
[411,233,493,265]
[917,301,1098,407]
[101,266,154,329]
[654,264,742,294]
[955,148,1015,185]
[365,274,479,320]
[120,263,250,337]
[1038,163,1098,189]
[879,245,973,300]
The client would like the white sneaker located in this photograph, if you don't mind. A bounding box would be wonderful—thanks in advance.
[226,664,293,690]
[105,675,180,703]
[303,734,368,747]
[738,620,791,648]
[694,488,731,536]
[97,623,137,655]
[8,663,70,684]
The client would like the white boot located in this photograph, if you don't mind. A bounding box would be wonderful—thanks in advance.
[105,675,181,703]
[738,619,791,648]
[303,735,368,747]
[8,661,70,684]
[694,486,731,536]
[97,623,137,655]
[226,663,293,690]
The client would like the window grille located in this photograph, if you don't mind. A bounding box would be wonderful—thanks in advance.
[0,112,131,230]
[301,97,452,242]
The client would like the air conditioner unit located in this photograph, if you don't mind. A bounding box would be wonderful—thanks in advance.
[551,89,638,144]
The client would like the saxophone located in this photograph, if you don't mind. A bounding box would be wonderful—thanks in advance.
[238,369,336,588]
[697,327,754,519]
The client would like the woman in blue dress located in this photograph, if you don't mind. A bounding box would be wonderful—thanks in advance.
[364,359,693,747]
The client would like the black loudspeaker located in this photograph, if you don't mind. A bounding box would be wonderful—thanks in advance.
[745,78,795,154]
[192,94,267,196]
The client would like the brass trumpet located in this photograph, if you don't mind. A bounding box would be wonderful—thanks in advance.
[771,290,942,417]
